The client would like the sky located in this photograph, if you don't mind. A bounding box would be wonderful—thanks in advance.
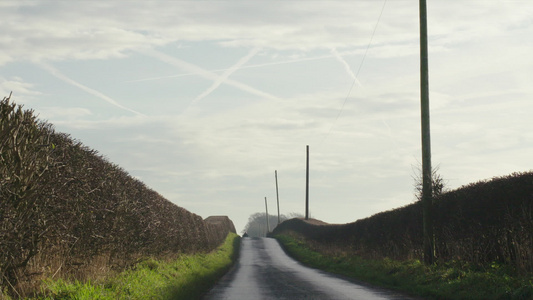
[1,1,532,233]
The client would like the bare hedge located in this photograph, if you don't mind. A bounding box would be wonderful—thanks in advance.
[273,172,532,272]
[0,95,235,297]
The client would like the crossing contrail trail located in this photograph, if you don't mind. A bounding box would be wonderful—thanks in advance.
[331,48,362,87]
[331,48,356,80]
[125,53,332,83]
[38,62,145,116]
[139,48,280,101]
[194,47,261,103]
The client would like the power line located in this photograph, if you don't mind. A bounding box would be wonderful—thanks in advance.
[320,0,388,146]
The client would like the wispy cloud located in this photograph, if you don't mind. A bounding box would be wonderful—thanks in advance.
[0,77,41,97]
[193,47,261,103]
[139,48,280,101]
[38,62,145,116]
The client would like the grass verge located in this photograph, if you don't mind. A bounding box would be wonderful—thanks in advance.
[275,234,533,300]
[31,233,240,300]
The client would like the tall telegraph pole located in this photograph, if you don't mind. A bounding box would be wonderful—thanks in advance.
[264,197,270,234]
[275,170,281,225]
[305,145,310,220]
[419,0,435,265]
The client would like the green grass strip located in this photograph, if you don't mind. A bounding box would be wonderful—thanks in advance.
[36,233,240,300]
[275,234,533,300]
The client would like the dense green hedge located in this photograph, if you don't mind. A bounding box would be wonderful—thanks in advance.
[273,172,532,272]
[0,95,235,297]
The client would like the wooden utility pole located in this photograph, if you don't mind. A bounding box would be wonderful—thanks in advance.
[305,145,310,220]
[275,170,280,225]
[419,0,435,265]
[264,197,270,234]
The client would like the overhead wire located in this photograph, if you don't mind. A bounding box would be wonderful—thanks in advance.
[319,0,388,146]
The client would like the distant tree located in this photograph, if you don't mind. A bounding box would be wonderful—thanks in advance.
[242,212,304,237]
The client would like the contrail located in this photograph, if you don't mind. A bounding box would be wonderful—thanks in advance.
[381,117,399,149]
[126,53,332,83]
[194,47,261,103]
[126,72,199,83]
[140,48,280,101]
[38,62,145,116]
[331,48,356,80]
[331,48,362,87]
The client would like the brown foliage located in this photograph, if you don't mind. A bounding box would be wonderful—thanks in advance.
[273,172,533,273]
[1,94,55,293]
[0,95,236,297]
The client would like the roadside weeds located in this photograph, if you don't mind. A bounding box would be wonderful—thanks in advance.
[275,234,533,300]
[22,233,241,300]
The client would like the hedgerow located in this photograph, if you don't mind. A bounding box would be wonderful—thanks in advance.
[273,172,532,273]
[1,94,235,298]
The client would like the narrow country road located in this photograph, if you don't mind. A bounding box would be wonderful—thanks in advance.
[203,237,416,300]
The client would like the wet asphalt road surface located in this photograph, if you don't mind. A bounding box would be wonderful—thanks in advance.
[203,237,416,300]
